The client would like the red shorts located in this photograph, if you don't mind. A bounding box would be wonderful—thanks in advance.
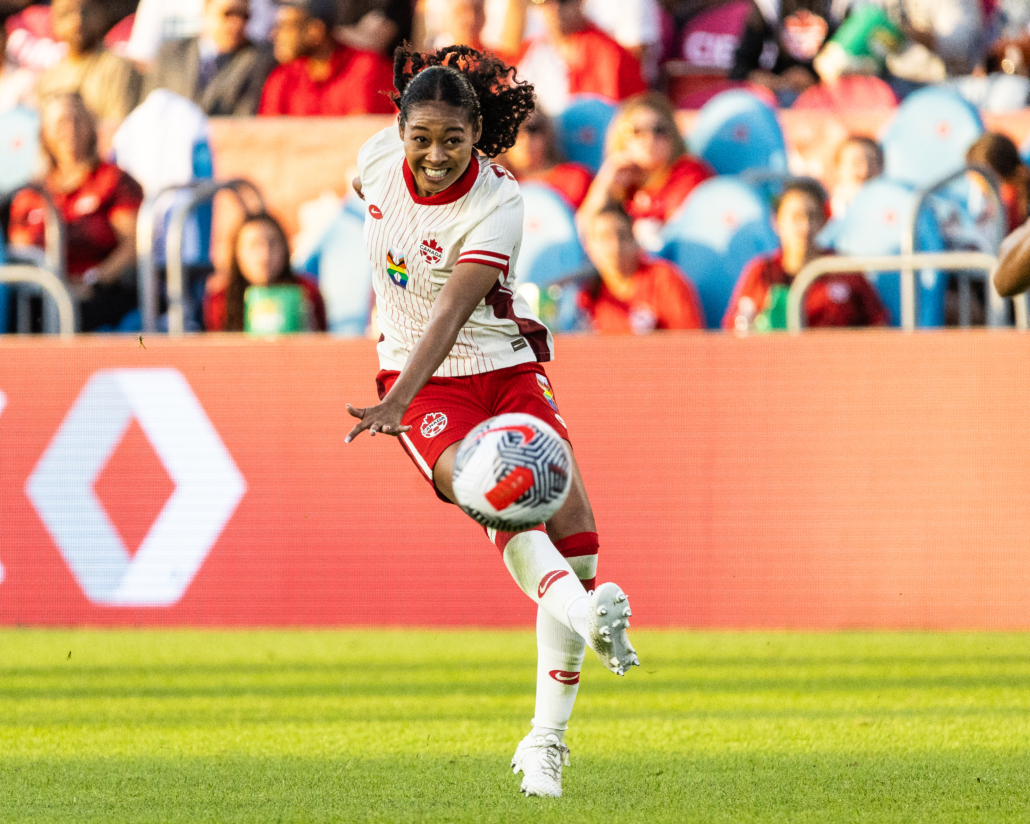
[376,362,570,498]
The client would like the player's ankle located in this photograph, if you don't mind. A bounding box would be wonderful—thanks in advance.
[531,725,565,744]
[566,595,590,643]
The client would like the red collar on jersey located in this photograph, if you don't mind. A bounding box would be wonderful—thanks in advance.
[402,153,480,205]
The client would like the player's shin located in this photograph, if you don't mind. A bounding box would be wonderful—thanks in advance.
[494,529,591,641]
[532,606,586,743]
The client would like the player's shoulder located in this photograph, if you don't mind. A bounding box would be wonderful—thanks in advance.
[472,156,523,212]
[358,125,403,178]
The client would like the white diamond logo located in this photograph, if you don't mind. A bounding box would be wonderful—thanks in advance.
[25,369,246,606]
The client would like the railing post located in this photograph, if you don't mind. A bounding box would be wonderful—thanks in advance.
[0,264,77,336]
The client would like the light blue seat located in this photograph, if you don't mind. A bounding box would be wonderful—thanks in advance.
[687,90,788,176]
[554,96,617,174]
[658,176,779,328]
[881,87,984,189]
[298,197,373,337]
[831,178,946,327]
[514,182,585,288]
[0,106,40,196]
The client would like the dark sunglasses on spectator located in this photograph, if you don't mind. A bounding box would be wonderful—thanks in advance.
[524,122,545,134]
[631,124,672,137]
[223,9,251,19]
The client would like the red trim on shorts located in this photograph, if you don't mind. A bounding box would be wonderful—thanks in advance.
[484,282,551,362]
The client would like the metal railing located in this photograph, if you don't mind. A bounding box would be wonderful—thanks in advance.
[902,165,1006,329]
[165,179,264,335]
[787,252,1000,332]
[0,265,76,336]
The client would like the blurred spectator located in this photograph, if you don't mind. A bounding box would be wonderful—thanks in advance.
[499,110,594,209]
[0,14,37,111]
[582,0,664,81]
[337,0,413,56]
[724,177,889,331]
[728,0,843,106]
[966,131,1029,233]
[510,0,647,115]
[143,0,276,116]
[579,92,713,248]
[578,202,705,332]
[259,0,395,115]
[664,0,752,107]
[829,135,883,220]
[125,0,277,67]
[8,93,143,331]
[880,0,985,84]
[422,0,487,50]
[204,212,327,331]
[34,0,142,135]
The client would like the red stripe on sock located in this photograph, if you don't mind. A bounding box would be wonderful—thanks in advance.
[554,532,599,558]
[488,524,547,553]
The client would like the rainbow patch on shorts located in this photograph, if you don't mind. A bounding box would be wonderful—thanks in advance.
[387,248,408,289]
[537,374,559,412]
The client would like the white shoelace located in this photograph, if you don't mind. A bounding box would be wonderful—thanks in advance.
[526,736,571,781]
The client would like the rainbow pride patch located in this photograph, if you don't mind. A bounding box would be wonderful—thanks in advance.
[537,374,559,412]
[387,248,408,289]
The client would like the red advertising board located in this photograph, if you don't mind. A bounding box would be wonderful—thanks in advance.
[2,331,1030,628]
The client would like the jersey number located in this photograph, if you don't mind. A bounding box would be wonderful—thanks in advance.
[490,164,516,182]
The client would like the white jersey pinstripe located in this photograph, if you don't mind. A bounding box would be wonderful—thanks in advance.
[357,126,554,378]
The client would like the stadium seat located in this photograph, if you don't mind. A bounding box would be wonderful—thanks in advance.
[687,89,788,176]
[791,76,898,110]
[830,178,947,327]
[554,96,617,174]
[880,87,984,190]
[514,182,585,288]
[298,196,373,337]
[0,106,40,196]
[658,176,779,328]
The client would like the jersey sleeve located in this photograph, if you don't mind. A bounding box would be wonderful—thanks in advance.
[455,178,524,281]
[357,126,403,187]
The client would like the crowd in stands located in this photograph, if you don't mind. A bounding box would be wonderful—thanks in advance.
[2,0,1030,334]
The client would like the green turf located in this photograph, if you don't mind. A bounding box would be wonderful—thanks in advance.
[1,629,1028,823]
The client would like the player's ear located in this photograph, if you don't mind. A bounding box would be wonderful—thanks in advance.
[472,116,483,146]
[398,117,406,142]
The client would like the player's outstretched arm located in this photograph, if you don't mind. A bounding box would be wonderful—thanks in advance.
[345,261,506,443]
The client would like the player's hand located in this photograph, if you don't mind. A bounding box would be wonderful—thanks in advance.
[352,176,365,200]
[344,402,411,443]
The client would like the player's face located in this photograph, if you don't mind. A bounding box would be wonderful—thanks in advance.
[236,221,287,286]
[400,102,484,197]
[776,190,825,255]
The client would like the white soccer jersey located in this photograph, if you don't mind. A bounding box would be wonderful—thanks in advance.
[357,126,554,378]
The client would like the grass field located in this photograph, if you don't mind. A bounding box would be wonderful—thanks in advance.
[1,629,1028,823]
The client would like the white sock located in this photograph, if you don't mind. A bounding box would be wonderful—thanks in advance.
[531,604,586,740]
[502,530,590,641]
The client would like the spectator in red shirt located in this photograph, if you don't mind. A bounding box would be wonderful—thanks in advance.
[578,203,705,332]
[258,0,395,115]
[205,212,327,331]
[509,0,647,115]
[8,92,144,332]
[498,110,594,209]
[723,178,889,331]
[579,91,714,249]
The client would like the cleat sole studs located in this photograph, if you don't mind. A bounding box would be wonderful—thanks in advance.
[622,607,631,617]
[596,606,608,616]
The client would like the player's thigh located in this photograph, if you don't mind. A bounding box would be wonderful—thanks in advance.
[433,441,462,503]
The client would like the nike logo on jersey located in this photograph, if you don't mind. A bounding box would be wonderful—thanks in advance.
[548,669,580,685]
[537,569,570,598]
[369,204,383,219]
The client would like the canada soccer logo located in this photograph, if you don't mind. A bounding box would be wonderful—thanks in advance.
[420,238,443,265]
[421,412,448,438]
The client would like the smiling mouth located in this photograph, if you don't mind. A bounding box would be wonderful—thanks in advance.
[423,167,450,181]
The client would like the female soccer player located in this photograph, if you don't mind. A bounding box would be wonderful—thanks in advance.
[345,44,639,798]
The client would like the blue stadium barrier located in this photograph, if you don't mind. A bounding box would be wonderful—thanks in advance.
[0,106,40,196]
[554,96,617,174]
[881,86,984,189]
[298,197,373,336]
[831,178,947,327]
[658,176,779,329]
[514,183,585,288]
[687,90,788,176]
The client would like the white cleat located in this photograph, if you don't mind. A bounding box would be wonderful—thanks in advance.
[511,732,570,797]
[588,582,641,676]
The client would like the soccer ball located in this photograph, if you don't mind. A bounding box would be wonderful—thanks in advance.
[452,413,572,530]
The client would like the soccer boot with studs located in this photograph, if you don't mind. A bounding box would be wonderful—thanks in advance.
[511,732,570,797]
[588,582,640,676]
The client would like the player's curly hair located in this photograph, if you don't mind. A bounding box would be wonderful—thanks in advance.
[392,44,535,158]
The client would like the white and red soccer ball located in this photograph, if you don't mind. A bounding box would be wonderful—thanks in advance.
[452,413,572,530]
